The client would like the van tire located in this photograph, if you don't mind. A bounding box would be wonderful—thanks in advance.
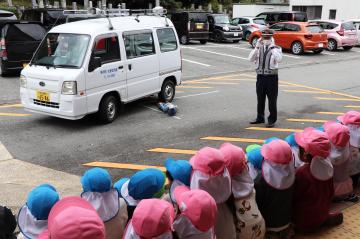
[98,95,118,124]
[200,40,207,44]
[0,59,8,77]
[159,80,175,102]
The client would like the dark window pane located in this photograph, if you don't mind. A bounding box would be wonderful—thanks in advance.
[93,35,120,63]
[124,32,155,59]
[157,28,177,52]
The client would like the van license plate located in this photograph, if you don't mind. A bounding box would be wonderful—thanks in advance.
[196,23,204,29]
[36,91,50,102]
[318,43,324,47]
[234,33,239,37]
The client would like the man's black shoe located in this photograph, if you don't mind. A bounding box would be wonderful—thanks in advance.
[266,122,275,128]
[250,119,265,124]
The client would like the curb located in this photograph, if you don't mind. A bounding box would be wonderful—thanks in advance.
[0,141,13,161]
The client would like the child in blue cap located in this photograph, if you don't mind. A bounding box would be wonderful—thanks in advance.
[162,158,192,203]
[117,168,166,220]
[17,184,59,239]
[246,145,263,180]
[81,167,128,239]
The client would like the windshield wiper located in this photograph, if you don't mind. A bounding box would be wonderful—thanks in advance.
[54,64,78,68]
[33,62,56,69]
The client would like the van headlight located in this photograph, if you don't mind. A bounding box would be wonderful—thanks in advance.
[223,26,230,31]
[20,75,27,88]
[61,81,77,95]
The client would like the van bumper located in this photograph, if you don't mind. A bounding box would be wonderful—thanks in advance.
[1,59,25,72]
[188,32,209,40]
[221,31,243,41]
[20,88,87,120]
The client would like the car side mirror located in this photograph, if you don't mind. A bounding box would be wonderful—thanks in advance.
[89,56,102,72]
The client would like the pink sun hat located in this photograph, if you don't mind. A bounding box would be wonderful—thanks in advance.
[189,147,226,176]
[337,111,360,126]
[38,196,105,239]
[173,186,217,232]
[219,143,247,177]
[324,121,350,147]
[295,127,331,158]
[261,139,292,164]
[132,199,174,238]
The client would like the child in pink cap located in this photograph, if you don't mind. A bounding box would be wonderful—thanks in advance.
[38,196,105,239]
[255,139,295,238]
[220,143,265,239]
[189,147,236,239]
[324,121,357,201]
[123,199,174,239]
[170,185,217,238]
[337,111,360,187]
[293,127,343,233]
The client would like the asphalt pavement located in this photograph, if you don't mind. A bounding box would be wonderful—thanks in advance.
[0,41,360,183]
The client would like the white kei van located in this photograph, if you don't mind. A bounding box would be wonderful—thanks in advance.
[20,10,181,123]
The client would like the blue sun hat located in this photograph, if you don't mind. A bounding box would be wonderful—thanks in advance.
[316,125,325,132]
[18,184,59,238]
[81,167,112,193]
[165,158,192,186]
[285,133,298,147]
[128,168,165,200]
[114,178,130,195]
[247,148,263,170]
[264,137,280,144]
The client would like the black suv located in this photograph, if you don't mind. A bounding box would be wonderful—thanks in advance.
[207,14,242,43]
[0,21,46,76]
[171,11,210,45]
[256,11,308,26]
[20,8,66,30]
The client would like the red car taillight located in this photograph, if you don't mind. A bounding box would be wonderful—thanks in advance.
[304,34,313,39]
[337,28,345,36]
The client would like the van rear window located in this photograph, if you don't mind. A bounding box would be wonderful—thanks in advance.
[5,24,46,41]
[189,13,208,23]
[306,25,324,33]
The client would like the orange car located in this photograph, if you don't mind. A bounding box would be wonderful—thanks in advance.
[249,22,328,55]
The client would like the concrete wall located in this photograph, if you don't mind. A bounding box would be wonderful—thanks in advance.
[290,0,360,20]
[233,4,289,18]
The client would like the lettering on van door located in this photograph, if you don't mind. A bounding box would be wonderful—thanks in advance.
[100,68,118,79]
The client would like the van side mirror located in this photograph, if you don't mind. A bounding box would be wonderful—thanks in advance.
[89,56,102,72]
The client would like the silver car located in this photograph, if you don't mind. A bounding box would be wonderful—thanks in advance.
[0,10,17,20]
[232,16,267,41]
[348,19,360,45]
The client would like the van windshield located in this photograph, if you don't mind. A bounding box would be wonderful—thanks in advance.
[214,15,230,24]
[32,33,90,68]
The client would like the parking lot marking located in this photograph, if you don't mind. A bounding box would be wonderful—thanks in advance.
[176,90,219,99]
[344,105,360,108]
[279,84,302,88]
[316,111,344,115]
[183,46,248,60]
[182,58,211,67]
[83,162,166,172]
[246,127,303,133]
[178,85,213,89]
[283,90,330,94]
[287,118,328,123]
[201,136,264,143]
[147,148,197,155]
[315,97,360,102]
[0,113,31,117]
[184,81,239,85]
[0,104,23,109]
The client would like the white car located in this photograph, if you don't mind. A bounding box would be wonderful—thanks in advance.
[348,19,360,45]
[20,11,182,123]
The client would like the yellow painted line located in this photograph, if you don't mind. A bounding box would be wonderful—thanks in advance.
[281,81,360,100]
[208,78,255,82]
[279,84,300,87]
[0,103,23,108]
[201,136,264,143]
[283,90,330,94]
[315,97,360,102]
[176,90,185,93]
[183,81,239,85]
[0,113,31,117]
[316,111,344,115]
[246,127,303,133]
[344,105,360,108]
[178,85,213,89]
[147,148,197,155]
[287,118,327,123]
[83,162,166,172]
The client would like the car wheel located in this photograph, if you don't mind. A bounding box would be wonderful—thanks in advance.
[0,59,8,77]
[180,35,189,45]
[343,46,353,51]
[98,95,118,124]
[328,39,337,51]
[158,80,175,102]
[313,49,323,54]
[245,31,251,41]
[214,32,222,42]
[251,37,259,48]
[291,41,303,55]
[200,40,207,45]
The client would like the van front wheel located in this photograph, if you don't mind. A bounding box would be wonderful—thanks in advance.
[98,95,118,124]
[159,80,175,102]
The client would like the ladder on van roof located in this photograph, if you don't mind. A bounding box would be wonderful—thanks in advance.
[63,7,167,18]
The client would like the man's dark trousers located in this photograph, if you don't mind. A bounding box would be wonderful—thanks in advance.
[256,74,278,124]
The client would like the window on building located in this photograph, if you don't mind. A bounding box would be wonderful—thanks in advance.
[123,31,155,59]
[157,28,178,53]
[93,34,120,64]
[329,10,336,20]
[292,5,322,20]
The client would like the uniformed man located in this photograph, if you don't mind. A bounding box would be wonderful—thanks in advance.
[249,29,283,128]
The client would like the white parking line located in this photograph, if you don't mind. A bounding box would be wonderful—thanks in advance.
[182,58,211,67]
[183,46,248,60]
[176,90,220,99]
[321,52,336,56]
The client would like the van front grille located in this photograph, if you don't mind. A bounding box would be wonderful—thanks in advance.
[33,99,60,109]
